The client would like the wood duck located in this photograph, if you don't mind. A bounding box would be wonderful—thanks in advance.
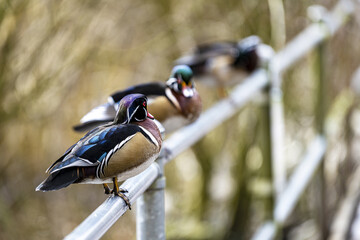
[73,65,202,134]
[36,94,162,209]
[175,36,274,87]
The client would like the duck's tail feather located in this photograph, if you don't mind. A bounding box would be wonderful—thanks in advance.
[36,168,80,192]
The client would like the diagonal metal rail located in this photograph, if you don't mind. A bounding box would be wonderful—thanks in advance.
[252,135,327,240]
[65,0,355,239]
[65,68,269,240]
[64,163,160,240]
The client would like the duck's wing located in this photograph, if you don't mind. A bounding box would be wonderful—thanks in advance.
[36,125,144,191]
[73,83,166,132]
[110,82,166,103]
[195,41,238,55]
[46,127,102,173]
[175,41,238,76]
[73,102,115,132]
[50,125,144,174]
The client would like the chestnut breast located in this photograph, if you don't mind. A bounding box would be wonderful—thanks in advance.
[176,90,202,122]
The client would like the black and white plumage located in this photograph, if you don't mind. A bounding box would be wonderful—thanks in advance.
[73,65,202,134]
[73,83,165,132]
[36,94,162,208]
[175,35,274,87]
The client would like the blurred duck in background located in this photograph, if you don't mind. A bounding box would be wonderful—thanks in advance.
[175,36,274,96]
[74,65,202,135]
[37,94,162,209]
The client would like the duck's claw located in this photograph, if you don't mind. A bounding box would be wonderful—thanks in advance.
[113,190,131,210]
[103,183,111,194]
[112,177,131,209]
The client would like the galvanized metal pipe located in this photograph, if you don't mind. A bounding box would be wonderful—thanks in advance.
[251,221,277,240]
[350,202,360,240]
[252,135,327,240]
[64,70,269,240]
[258,88,275,220]
[272,0,354,76]
[274,135,327,223]
[269,64,286,202]
[252,1,354,239]
[329,166,360,240]
[163,69,269,162]
[136,158,166,240]
[65,163,160,240]
[65,1,354,238]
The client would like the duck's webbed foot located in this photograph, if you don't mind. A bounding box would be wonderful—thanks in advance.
[112,177,131,210]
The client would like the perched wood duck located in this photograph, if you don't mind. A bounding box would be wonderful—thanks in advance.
[73,65,202,134]
[36,94,162,209]
[175,36,274,87]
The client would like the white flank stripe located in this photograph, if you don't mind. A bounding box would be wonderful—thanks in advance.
[96,166,101,178]
[165,88,181,111]
[139,126,159,147]
[105,149,114,164]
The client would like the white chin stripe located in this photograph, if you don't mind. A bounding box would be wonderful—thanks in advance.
[182,88,194,98]
[165,88,181,111]
[139,126,159,147]
[166,77,177,87]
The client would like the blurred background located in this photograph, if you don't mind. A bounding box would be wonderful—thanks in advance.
[1,0,360,239]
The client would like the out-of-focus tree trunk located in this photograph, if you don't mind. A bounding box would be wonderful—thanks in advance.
[267,0,286,50]
[193,138,215,220]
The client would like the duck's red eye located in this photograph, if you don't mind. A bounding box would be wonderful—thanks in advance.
[143,101,146,107]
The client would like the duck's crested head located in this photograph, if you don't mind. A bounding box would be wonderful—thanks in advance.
[170,65,193,84]
[167,65,195,98]
[114,94,154,124]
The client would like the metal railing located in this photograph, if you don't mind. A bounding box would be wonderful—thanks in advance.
[65,0,355,239]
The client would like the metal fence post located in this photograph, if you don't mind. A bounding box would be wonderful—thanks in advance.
[63,3,355,238]
[269,60,286,204]
[259,84,275,221]
[136,157,166,240]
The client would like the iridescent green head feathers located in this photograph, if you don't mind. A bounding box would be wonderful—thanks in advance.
[167,65,195,98]
[170,65,193,85]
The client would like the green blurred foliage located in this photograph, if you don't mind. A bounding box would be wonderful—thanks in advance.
[1,0,360,239]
